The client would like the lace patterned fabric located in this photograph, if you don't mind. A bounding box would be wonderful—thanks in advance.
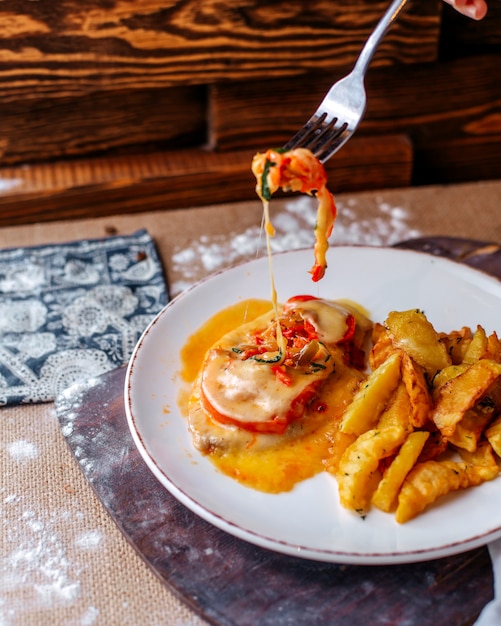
[0,229,168,405]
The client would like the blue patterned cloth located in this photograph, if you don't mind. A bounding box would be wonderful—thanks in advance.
[0,229,168,405]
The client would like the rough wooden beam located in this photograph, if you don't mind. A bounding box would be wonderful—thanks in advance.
[0,0,439,98]
[0,85,207,165]
[0,135,412,225]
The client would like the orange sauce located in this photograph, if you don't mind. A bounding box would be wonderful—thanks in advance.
[177,299,273,416]
[179,299,365,493]
[209,362,363,493]
[179,299,272,383]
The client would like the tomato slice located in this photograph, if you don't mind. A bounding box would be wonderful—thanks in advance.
[271,364,293,386]
[338,313,356,343]
[284,295,319,307]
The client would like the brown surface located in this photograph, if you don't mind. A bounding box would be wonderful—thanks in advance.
[211,55,501,153]
[210,53,501,187]
[55,236,501,626]
[0,86,207,165]
[0,1,438,99]
[0,0,499,225]
[0,135,413,226]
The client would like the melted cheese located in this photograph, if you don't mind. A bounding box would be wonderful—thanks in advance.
[196,305,336,433]
[201,346,333,426]
[285,298,354,344]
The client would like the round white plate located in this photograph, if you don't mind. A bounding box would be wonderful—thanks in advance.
[125,246,501,564]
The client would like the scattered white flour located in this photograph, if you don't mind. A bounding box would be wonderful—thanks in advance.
[74,530,103,550]
[79,605,100,625]
[171,196,422,295]
[6,439,38,461]
[0,487,105,623]
[2,506,81,607]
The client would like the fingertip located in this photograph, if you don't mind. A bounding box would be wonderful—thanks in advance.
[444,0,488,20]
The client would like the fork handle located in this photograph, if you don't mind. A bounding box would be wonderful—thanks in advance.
[353,0,411,78]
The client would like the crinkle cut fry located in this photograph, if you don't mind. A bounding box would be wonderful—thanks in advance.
[337,426,407,515]
[396,458,499,524]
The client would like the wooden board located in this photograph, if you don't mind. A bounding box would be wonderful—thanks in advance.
[0,1,498,219]
[0,85,207,166]
[210,55,501,159]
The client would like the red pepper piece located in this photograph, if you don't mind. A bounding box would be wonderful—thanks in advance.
[271,365,293,387]
[338,314,356,343]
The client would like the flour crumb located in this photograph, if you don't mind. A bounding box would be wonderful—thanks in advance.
[75,530,103,550]
[80,605,100,625]
[2,505,81,611]
[7,440,38,461]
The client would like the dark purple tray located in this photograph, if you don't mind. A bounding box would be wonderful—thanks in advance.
[56,237,501,626]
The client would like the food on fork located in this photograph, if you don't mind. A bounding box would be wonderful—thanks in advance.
[251,147,337,282]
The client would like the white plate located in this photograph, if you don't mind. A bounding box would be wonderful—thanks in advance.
[125,246,501,564]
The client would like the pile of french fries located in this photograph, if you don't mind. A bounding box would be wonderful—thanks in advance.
[325,309,501,523]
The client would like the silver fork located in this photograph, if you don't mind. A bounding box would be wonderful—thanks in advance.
[283,0,411,163]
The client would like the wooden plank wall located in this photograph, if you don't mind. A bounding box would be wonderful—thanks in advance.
[0,0,499,225]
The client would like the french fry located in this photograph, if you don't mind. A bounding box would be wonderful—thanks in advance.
[336,383,411,515]
[486,331,501,363]
[369,323,395,370]
[447,405,495,452]
[324,430,357,475]
[462,325,488,364]
[377,381,412,433]
[385,309,451,378]
[336,426,407,515]
[327,308,501,524]
[339,352,401,435]
[396,458,498,523]
[485,416,501,457]
[439,327,472,365]
[432,364,469,394]
[401,353,432,428]
[431,359,501,437]
[457,440,499,474]
[418,427,449,462]
[372,431,430,513]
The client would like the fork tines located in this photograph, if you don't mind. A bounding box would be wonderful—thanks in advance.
[284,114,349,163]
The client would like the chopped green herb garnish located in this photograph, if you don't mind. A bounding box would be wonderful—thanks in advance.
[310,362,326,370]
[261,159,276,201]
[252,350,282,364]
